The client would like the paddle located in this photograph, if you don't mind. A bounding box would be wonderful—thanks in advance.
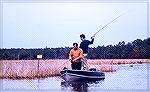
[57,60,70,71]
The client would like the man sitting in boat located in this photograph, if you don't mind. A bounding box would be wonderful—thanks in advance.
[69,43,83,70]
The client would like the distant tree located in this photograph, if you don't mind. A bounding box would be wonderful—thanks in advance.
[0,38,150,60]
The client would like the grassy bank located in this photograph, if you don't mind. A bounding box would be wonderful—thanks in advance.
[0,59,149,79]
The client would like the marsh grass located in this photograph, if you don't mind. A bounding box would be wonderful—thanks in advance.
[0,59,71,79]
[0,59,148,79]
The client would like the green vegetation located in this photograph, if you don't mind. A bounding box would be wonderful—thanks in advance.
[0,38,150,60]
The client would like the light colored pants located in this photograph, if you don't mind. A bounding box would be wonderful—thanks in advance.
[82,54,89,70]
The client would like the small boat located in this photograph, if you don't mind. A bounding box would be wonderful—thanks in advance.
[60,68,105,82]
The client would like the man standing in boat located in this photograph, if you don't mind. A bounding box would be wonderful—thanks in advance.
[69,43,84,70]
[79,34,94,70]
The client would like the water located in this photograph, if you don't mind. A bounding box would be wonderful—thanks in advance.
[0,63,149,92]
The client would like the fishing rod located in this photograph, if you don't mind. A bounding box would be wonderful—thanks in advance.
[92,12,127,38]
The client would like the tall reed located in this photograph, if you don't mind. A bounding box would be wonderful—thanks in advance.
[0,59,148,79]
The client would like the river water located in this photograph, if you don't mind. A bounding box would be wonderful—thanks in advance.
[0,63,150,92]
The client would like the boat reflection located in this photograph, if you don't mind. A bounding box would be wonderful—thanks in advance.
[61,80,103,92]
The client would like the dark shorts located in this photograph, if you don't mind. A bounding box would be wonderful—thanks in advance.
[71,61,82,70]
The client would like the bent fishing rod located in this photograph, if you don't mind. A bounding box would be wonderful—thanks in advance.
[91,12,127,38]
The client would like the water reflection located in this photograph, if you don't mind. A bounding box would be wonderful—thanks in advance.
[61,80,103,92]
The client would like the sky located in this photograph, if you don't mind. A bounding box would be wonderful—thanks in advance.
[2,2,148,48]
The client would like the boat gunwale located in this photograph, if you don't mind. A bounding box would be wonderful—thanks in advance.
[61,72,105,79]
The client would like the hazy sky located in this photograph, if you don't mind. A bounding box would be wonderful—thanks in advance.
[3,2,148,48]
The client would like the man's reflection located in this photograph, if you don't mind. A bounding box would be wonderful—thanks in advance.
[61,81,88,92]
[61,80,101,92]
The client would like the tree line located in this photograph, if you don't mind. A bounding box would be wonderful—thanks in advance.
[0,38,150,60]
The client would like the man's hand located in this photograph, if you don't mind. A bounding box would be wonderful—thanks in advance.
[69,58,72,61]
[91,36,95,39]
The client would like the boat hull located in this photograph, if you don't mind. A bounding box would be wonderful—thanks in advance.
[60,70,105,81]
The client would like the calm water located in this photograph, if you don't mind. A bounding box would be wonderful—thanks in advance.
[0,63,150,92]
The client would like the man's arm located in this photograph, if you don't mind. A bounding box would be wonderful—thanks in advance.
[69,50,73,61]
[88,38,94,44]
